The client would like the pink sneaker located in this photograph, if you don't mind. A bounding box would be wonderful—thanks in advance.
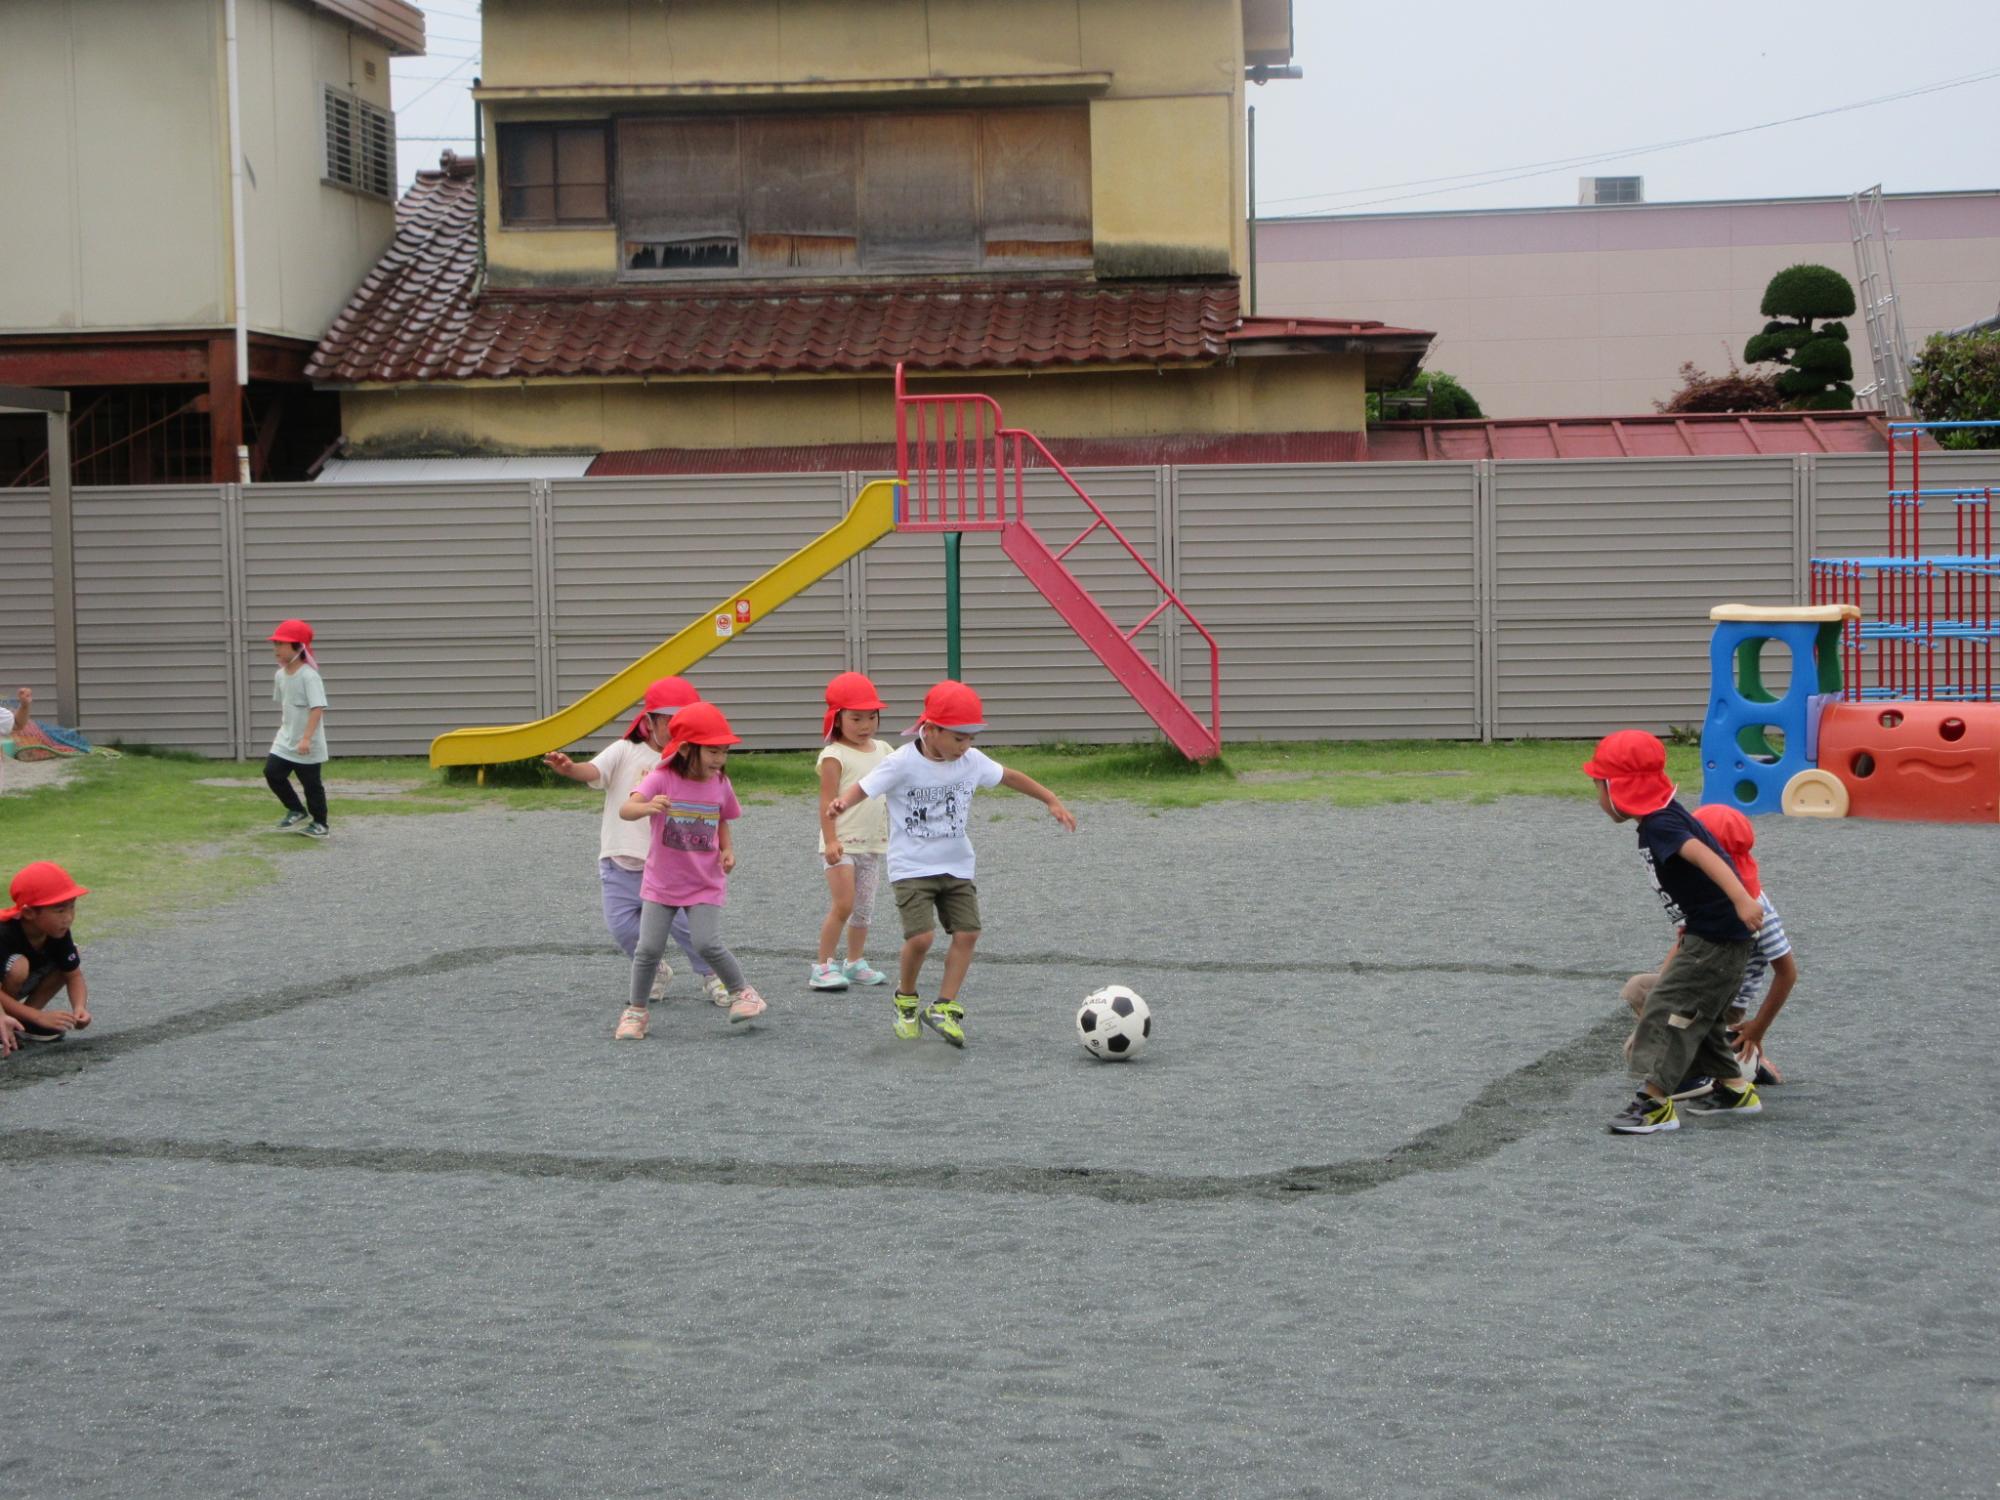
[613,1005,650,1040]
[727,987,767,1024]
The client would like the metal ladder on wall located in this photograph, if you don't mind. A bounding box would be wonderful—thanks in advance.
[1849,185,1914,418]
[893,365,1221,760]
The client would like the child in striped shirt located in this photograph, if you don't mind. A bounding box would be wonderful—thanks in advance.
[1622,802,1797,1092]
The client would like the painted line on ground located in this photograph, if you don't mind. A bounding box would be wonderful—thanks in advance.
[0,943,1623,1095]
[0,1013,1630,1202]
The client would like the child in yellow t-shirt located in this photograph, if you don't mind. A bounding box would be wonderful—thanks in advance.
[811,673,893,991]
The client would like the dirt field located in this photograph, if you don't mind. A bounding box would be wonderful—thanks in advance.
[4,793,1995,1499]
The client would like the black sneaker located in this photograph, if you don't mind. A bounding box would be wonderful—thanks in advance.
[303,822,330,840]
[1669,1073,1715,1101]
[17,1019,65,1044]
[1683,1081,1763,1116]
[275,810,307,832]
[1609,1092,1678,1134]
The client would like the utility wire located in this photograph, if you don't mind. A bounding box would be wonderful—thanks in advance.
[1265,66,2000,213]
[395,52,479,111]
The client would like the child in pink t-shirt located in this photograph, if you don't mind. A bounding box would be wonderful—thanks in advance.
[614,702,766,1038]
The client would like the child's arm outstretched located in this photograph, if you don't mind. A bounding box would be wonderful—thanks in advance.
[999,767,1076,830]
[1678,839,1764,934]
[541,750,602,786]
[826,781,869,818]
[620,790,670,821]
[818,758,845,864]
[1732,951,1797,1061]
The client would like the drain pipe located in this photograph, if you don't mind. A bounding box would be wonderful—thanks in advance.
[224,0,251,477]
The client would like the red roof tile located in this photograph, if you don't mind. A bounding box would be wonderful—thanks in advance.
[1366,410,1897,460]
[587,430,1369,476]
[308,157,1433,386]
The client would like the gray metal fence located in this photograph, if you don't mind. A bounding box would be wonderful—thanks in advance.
[2,450,1992,757]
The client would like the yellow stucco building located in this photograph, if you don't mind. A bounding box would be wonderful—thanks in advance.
[312,0,1429,465]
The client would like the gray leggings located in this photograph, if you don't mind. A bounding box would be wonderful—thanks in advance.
[631,900,744,1006]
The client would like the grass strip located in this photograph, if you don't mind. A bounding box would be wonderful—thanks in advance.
[3,738,1700,937]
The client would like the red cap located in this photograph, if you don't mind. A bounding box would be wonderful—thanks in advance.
[1582,729,1677,816]
[1694,803,1762,899]
[909,680,986,736]
[2,860,90,920]
[822,671,887,740]
[625,676,700,740]
[268,618,317,666]
[662,701,740,762]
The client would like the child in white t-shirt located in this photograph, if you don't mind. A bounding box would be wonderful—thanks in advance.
[264,619,331,839]
[543,676,729,1006]
[811,672,893,992]
[827,680,1074,1047]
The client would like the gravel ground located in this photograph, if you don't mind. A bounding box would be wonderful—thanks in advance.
[3,788,1997,1500]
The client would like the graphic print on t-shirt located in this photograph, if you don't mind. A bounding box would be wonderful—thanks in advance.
[1639,847,1685,925]
[899,781,967,843]
[659,794,723,852]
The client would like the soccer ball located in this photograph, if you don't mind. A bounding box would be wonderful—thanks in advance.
[1075,985,1151,1061]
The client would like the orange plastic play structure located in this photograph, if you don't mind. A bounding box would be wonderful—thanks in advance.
[1811,700,2000,823]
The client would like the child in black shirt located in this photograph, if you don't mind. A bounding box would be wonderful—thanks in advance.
[1585,731,1765,1135]
[0,861,91,1047]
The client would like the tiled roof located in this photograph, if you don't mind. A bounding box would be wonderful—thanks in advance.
[308,157,1430,386]
[1366,410,1897,460]
[587,430,1369,476]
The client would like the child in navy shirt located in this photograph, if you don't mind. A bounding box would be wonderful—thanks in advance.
[1585,731,1766,1135]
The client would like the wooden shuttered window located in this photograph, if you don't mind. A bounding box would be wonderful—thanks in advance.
[498,123,611,226]
[616,105,1089,280]
[980,109,1091,263]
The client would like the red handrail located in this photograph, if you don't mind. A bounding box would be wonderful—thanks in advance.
[893,364,1220,749]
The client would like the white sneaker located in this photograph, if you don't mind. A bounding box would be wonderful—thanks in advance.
[648,962,673,1002]
[702,974,731,1007]
[808,961,851,991]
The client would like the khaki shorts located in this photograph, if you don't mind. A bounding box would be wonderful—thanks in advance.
[892,875,982,938]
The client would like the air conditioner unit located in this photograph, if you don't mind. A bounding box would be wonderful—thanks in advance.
[1579,175,1644,206]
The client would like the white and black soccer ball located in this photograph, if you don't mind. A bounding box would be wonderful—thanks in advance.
[1076,985,1151,1061]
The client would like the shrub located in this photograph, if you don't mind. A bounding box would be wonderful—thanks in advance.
[1909,328,2000,449]
[1368,370,1484,422]
[1743,263,1857,410]
[1654,359,1784,414]
[1760,264,1857,321]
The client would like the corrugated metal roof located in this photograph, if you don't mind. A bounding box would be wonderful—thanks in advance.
[1366,410,1896,460]
[316,455,595,483]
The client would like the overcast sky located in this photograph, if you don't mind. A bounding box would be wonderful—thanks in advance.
[394,0,2000,213]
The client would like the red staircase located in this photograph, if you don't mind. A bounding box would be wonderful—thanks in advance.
[893,365,1220,760]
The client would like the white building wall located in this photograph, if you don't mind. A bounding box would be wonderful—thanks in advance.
[0,0,230,332]
[1257,192,2000,418]
[0,0,401,343]
[239,0,399,344]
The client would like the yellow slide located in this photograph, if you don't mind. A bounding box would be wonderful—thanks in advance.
[429,479,897,767]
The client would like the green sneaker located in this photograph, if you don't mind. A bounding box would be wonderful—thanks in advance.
[921,1002,965,1048]
[892,992,922,1041]
[1683,1081,1763,1116]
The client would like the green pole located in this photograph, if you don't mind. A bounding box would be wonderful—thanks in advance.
[945,531,962,679]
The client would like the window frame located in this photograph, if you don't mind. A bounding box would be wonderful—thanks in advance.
[321,85,396,201]
[496,121,616,229]
[614,104,1092,284]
